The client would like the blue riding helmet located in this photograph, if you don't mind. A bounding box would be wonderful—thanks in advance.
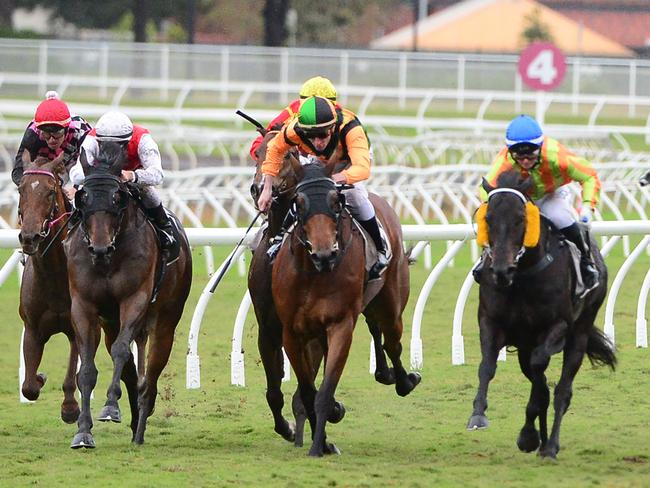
[505,115,544,149]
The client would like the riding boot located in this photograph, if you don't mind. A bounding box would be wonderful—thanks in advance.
[145,203,177,255]
[267,209,295,262]
[561,222,599,292]
[359,216,389,280]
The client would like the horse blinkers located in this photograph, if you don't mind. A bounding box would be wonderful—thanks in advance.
[75,177,129,264]
[294,185,343,272]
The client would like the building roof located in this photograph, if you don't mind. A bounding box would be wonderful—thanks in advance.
[371,0,634,57]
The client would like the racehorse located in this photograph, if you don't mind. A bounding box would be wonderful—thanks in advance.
[468,170,616,459]
[249,133,399,447]
[17,152,79,423]
[272,161,420,456]
[64,141,192,448]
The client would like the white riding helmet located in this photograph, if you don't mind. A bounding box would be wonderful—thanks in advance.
[95,111,134,142]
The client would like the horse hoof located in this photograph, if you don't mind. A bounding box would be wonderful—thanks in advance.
[97,405,121,423]
[517,426,540,452]
[374,368,396,385]
[538,447,558,460]
[61,405,80,424]
[275,421,295,443]
[324,442,341,455]
[467,415,489,430]
[328,402,346,424]
[70,432,95,449]
[396,372,422,397]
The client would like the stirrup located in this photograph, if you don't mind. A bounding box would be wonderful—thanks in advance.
[266,238,283,262]
[579,264,599,298]
[368,251,388,281]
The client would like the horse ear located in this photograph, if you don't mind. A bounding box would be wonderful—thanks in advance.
[481,177,494,194]
[21,150,35,170]
[520,175,533,194]
[327,189,342,214]
[289,152,304,181]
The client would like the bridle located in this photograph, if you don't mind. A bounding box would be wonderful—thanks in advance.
[19,169,70,246]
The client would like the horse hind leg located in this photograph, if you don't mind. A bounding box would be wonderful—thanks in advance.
[365,317,395,385]
[133,321,176,445]
[60,332,81,424]
[258,324,296,443]
[379,316,421,397]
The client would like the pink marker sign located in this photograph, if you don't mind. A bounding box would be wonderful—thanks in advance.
[518,42,567,91]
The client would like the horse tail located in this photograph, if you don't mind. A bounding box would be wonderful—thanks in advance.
[586,327,617,371]
[404,245,416,265]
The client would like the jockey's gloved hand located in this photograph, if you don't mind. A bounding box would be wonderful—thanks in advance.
[640,171,650,187]
[579,206,593,228]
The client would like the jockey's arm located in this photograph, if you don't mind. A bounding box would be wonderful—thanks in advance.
[258,129,293,212]
[564,155,600,209]
[133,134,163,186]
[69,136,99,186]
[337,125,370,185]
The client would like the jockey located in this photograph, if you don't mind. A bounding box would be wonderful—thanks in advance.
[249,75,339,161]
[69,111,177,258]
[476,114,601,292]
[257,95,388,280]
[13,91,92,186]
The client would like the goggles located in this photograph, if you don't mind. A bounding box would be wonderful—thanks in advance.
[40,127,66,140]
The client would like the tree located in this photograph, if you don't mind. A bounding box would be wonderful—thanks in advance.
[521,7,554,46]
[263,0,289,46]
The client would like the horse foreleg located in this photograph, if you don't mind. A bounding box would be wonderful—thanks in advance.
[60,331,80,424]
[99,296,148,425]
[20,323,47,401]
[308,321,354,457]
[541,333,588,459]
[467,319,504,430]
[516,348,549,453]
[70,301,101,449]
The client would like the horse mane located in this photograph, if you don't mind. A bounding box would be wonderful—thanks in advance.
[94,142,126,176]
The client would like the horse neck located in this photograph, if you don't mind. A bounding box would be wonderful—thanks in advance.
[31,187,69,276]
[268,195,293,236]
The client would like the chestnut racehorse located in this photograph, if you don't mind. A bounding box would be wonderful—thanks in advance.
[64,141,192,448]
[272,161,420,456]
[249,133,399,447]
[17,152,79,423]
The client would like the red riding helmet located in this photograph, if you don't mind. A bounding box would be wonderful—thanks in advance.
[34,91,71,128]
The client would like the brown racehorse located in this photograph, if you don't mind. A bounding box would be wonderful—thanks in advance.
[64,141,192,448]
[249,133,399,447]
[17,152,79,423]
[272,161,420,456]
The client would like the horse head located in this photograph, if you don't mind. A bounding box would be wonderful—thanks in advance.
[74,142,130,266]
[17,151,66,255]
[291,162,344,272]
[480,170,537,287]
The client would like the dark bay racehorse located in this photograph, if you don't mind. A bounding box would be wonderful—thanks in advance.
[272,161,420,456]
[249,133,399,447]
[64,142,192,448]
[468,170,616,459]
[17,152,79,423]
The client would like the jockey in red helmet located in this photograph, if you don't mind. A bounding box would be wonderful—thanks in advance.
[13,91,92,185]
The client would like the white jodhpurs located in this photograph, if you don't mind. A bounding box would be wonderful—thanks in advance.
[342,182,375,221]
[534,185,577,230]
[139,185,163,209]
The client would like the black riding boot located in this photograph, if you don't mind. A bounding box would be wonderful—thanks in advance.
[267,209,295,262]
[561,222,599,292]
[359,216,389,280]
[145,203,177,254]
